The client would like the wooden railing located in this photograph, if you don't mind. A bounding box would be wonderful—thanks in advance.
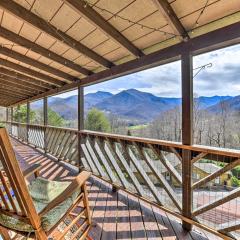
[3,121,240,239]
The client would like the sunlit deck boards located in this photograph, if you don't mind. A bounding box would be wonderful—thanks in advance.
[12,138,221,240]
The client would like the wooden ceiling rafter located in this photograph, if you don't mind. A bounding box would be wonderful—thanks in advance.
[0,73,45,92]
[0,67,52,91]
[0,27,92,76]
[0,58,65,87]
[0,91,27,100]
[0,95,25,103]
[0,79,39,96]
[0,92,29,101]
[153,0,189,40]
[63,0,144,58]
[0,101,9,107]
[0,88,30,99]
[0,46,76,83]
[0,0,113,68]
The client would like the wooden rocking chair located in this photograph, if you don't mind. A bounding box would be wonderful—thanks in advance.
[0,127,92,240]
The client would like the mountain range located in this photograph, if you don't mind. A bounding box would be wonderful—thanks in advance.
[31,89,236,123]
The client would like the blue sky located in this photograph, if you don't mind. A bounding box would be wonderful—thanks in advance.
[59,44,240,98]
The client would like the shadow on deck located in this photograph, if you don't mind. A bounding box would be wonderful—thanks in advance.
[12,138,221,240]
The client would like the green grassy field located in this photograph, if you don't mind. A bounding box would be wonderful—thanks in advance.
[128,124,148,130]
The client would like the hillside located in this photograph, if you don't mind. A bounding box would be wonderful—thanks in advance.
[30,89,237,123]
[207,95,239,113]
[196,96,232,110]
[94,89,181,122]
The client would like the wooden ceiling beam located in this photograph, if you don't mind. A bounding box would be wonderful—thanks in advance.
[0,74,44,93]
[0,91,26,100]
[0,80,37,96]
[0,67,52,92]
[64,0,144,58]
[0,89,29,99]
[0,27,92,76]
[0,0,113,68]
[0,97,10,101]
[0,67,52,90]
[0,58,65,87]
[0,46,76,83]
[153,0,189,40]
[0,100,9,107]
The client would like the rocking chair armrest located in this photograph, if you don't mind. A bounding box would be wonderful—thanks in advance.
[39,171,91,217]
[23,164,41,179]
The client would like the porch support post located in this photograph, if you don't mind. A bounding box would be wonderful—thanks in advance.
[181,50,193,230]
[17,105,20,138]
[43,97,48,153]
[5,108,9,132]
[10,107,13,122]
[6,107,8,122]
[10,107,13,135]
[26,101,30,143]
[17,105,20,123]
[78,86,84,171]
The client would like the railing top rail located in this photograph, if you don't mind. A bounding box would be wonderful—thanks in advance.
[4,121,79,133]
[3,121,240,158]
[81,130,240,158]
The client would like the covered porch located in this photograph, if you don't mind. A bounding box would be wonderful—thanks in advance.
[0,0,240,239]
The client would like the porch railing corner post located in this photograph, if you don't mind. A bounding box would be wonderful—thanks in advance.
[181,50,193,231]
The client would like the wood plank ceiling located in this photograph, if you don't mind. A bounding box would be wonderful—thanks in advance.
[0,0,239,106]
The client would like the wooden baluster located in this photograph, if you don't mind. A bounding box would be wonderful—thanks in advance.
[104,138,130,190]
[84,136,106,177]
[64,133,78,161]
[56,130,70,158]
[59,132,74,160]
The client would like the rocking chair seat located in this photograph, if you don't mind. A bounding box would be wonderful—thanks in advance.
[0,177,80,233]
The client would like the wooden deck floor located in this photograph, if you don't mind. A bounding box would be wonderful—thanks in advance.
[12,138,222,240]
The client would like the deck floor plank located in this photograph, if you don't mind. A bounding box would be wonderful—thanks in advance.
[116,190,131,240]
[128,194,147,240]
[165,212,194,240]
[11,138,222,240]
[139,199,163,240]
[101,183,117,240]
[88,180,110,240]
[152,205,177,240]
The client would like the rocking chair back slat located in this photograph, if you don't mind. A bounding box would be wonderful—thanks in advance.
[0,147,25,215]
[0,128,41,228]
[0,170,18,213]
